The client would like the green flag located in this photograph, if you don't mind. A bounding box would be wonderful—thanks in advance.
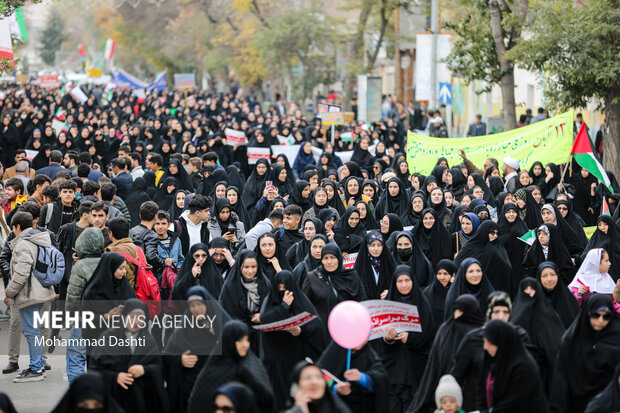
[519,229,537,246]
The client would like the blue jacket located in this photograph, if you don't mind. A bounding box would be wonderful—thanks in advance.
[35,163,71,179]
[156,231,184,275]
[111,171,133,200]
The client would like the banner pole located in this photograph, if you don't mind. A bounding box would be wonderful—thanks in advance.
[559,155,572,188]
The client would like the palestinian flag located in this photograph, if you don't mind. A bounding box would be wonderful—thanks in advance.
[602,197,611,216]
[571,123,614,194]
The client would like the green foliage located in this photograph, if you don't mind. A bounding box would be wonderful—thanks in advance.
[0,0,42,17]
[38,7,67,66]
[510,0,620,109]
[443,0,525,92]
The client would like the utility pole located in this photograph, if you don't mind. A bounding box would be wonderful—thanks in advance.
[430,0,438,110]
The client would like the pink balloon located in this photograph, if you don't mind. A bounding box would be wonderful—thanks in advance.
[328,301,372,349]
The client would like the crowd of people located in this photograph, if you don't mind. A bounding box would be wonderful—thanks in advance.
[0,83,618,413]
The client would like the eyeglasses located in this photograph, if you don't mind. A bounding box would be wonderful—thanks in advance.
[490,230,499,235]
[95,133,103,136]
[557,207,568,211]
[589,312,611,321]
[193,253,208,259]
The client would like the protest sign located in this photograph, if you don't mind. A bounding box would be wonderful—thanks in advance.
[321,112,344,126]
[583,226,596,240]
[253,312,317,332]
[271,145,299,164]
[406,110,574,175]
[39,74,59,88]
[70,86,88,104]
[51,120,67,136]
[225,128,247,146]
[248,147,271,164]
[174,73,196,89]
[25,149,38,161]
[277,135,294,145]
[360,300,422,340]
[343,252,358,269]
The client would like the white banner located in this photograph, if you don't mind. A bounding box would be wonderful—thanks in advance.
[51,120,66,136]
[225,128,247,146]
[70,86,88,104]
[247,147,271,164]
[253,311,317,332]
[360,299,422,340]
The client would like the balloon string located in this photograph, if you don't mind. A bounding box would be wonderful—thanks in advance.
[346,349,351,383]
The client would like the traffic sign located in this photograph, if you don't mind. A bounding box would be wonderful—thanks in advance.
[439,82,452,105]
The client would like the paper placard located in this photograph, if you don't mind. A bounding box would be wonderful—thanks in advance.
[271,144,299,165]
[361,299,422,340]
[343,252,358,269]
[253,312,316,332]
[225,128,247,146]
[51,120,67,136]
[40,74,59,88]
[70,86,88,104]
[25,149,38,161]
[247,147,271,164]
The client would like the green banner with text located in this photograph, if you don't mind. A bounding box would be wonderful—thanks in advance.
[406,110,574,175]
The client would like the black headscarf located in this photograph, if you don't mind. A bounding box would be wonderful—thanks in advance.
[160,158,194,191]
[270,164,293,198]
[402,191,427,227]
[51,372,122,413]
[445,166,467,202]
[333,206,365,253]
[409,294,485,413]
[512,278,565,394]
[254,232,292,282]
[550,294,620,413]
[522,223,576,284]
[153,176,177,211]
[167,189,188,221]
[469,173,496,207]
[284,361,352,413]
[226,186,253,229]
[412,208,452,269]
[380,212,404,242]
[374,177,409,220]
[431,165,447,189]
[81,252,135,302]
[319,243,366,303]
[454,220,513,296]
[536,261,580,328]
[354,230,397,299]
[241,158,271,208]
[355,199,379,230]
[219,250,271,326]
[172,243,224,300]
[516,187,543,230]
[528,161,546,187]
[583,215,620,281]
[125,177,153,227]
[321,179,346,216]
[541,203,585,256]
[443,258,495,320]
[448,204,470,234]
[390,231,435,287]
[423,259,457,324]
[584,364,620,413]
[497,203,528,294]
[481,320,549,411]
[289,180,311,211]
[214,383,259,413]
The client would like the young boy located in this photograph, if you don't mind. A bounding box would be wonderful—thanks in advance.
[434,375,465,413]
[154,210,184,299]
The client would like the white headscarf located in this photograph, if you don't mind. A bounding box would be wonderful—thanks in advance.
[568,248,616,293]
[541,204,557,225]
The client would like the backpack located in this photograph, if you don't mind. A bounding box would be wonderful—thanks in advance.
[119,247,161,318]
[33,245,65,287]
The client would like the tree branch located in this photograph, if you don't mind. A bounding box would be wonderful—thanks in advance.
[251,0,270,28]
[367,0,389,71]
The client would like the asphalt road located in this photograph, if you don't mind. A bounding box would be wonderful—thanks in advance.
[0,288,69,412]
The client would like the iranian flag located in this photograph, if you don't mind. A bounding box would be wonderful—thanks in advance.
[104,38,115,60]
[55,108,66,121]
[571,123,614,194]
[0,17,14,61]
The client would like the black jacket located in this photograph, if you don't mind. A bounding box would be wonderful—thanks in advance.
[175,216,210,256]
[129,224,165,274]
[41,199,81,235]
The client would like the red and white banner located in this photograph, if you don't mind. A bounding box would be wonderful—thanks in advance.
[40,75,59,88]
[104,38,116,60]
[0,18,14,61]
[247,147,271,164]
[225,128,247,146]
[253,311,317,332]
[343,252,358,269]
[360,300,422,340]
